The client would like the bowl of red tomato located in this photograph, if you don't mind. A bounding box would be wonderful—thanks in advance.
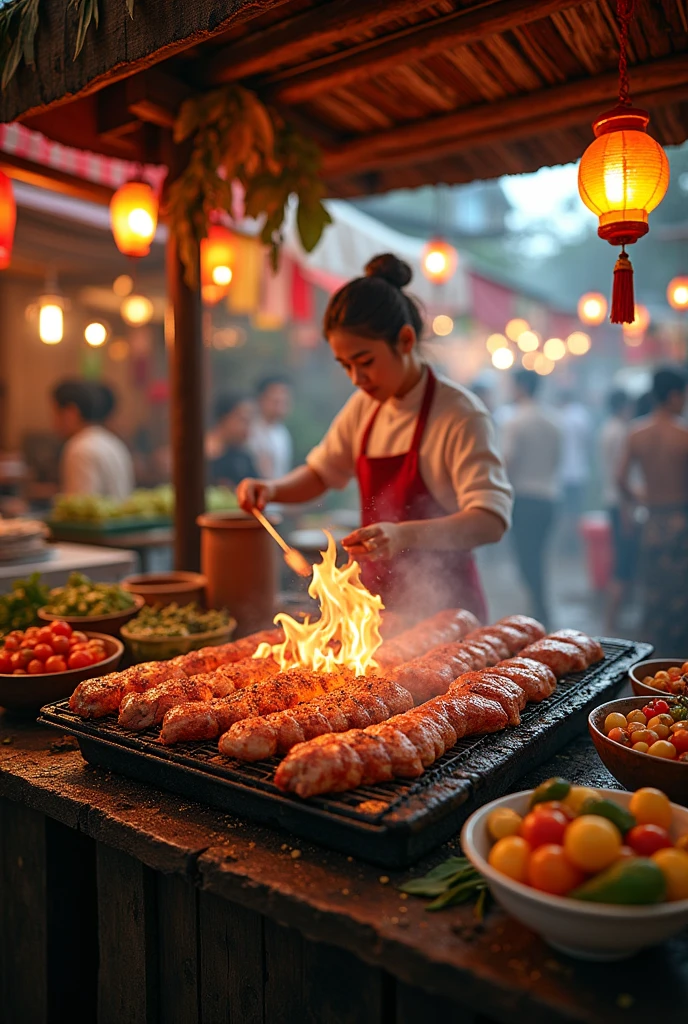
[0,620,124,712]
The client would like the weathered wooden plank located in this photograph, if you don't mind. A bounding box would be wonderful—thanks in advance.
[267,0,590,104]
[303,936,390,1024]
[396,981,478,1024]
[96,843,159,1024]
[45,817,99,1023]
[263,919,304,1024]
[205,0,435,85]
[0,798,48,1024]
[198,892,263,1024]
[158,873,199,1024]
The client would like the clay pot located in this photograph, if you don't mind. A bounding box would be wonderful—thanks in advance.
[197,511,278,637]
[121,571,207,607]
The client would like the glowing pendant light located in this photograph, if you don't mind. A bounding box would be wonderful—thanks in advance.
[577,0,669,324]
[201,225,235,305]
[110,180,158,258]
[577,292,608,325]
[38,295,64,344]
[667,277,688,312]
[421,237,457,284]
[0,171,16,270]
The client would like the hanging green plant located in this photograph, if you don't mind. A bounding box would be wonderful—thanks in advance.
[0,0,135,88]
[168,83,331,288]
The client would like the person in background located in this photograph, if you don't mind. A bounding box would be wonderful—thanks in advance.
[52,380,134,499]
[248,376,293,480]
[207,393,258,489]
[600,389,636,632]
[501,369,562,629]
[618,366,688,655]
[557,388,592,552]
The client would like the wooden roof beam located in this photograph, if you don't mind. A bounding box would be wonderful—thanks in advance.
[96,69,193,144]
[203,0,435,85]
[322,54,688,179]
[265,0,591,105]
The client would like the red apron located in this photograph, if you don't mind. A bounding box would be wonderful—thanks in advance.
[356,368,488,623]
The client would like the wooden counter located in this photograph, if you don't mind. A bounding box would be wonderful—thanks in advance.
[1,712,686,1024]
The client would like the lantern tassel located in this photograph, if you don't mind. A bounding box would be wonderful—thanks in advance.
[610,250,635,324]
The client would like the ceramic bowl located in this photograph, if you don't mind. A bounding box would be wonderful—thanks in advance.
[461,788,688,961]
[629,659,687,699]
[589,696,688,805]
[121,572,207,608]
[0,632,123,712]
[37,594,145,636]
[120,620,236,663]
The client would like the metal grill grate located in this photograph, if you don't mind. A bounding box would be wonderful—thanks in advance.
[39,637,652,865]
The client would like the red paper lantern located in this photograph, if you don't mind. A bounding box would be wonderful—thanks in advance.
[421,237,457,284]
[577,1,669,324]
[0,171,16,270]
[110,180,158,258]
[201,225,235,305]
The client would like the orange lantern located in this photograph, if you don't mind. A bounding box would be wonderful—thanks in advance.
[421,237,457,284]
[0,171,16,270]
[667,276,688,312]
[577,292,608,326]
[201,225,235,305]
[577,1,669,324]
[109,180,158,258]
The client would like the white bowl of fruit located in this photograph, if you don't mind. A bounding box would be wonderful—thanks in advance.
[461,781,688,961]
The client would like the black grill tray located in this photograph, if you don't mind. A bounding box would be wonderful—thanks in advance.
[38,638,652,867]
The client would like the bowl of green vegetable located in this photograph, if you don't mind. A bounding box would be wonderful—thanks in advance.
[37,572,145,636]
[120,602,235,662]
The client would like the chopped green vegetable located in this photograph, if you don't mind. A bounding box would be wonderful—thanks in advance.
[44,573,135,617]
[0,573,50,636]
[51,485,236,524]
[399,856,489,913]
[123,602,230,638]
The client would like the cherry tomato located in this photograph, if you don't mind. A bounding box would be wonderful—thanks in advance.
[19,638,37,650]
[527,844,585,895]
[44,655,67,674]
[70,630,88,645]
[608,727,631,745]
[11,650,33,669]
[671,730,688,755]
[0,653,13,673]
[50,635,70,656]
[12,668,27,675]
[520,808,569,849]
[68,651,93,670]
[563,815,622,872]
[629,787,673,829]
[626,824,673,856]
[36,627,54,645]
[49,620,72,638]
[531,800,575,820]
[89,649,107,664]
[33,643,53,663]
[27,659,45,674]
[2,636,19,652]
[652,848,688,901]
[488,836,531,883]
[24,627,40,639]
[643,700,670,718]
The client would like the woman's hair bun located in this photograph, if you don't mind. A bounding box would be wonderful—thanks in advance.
[365,253,412,289]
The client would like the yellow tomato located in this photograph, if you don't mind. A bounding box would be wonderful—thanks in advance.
[675,834,688,853]
[647,740,677,760]
[562,785,601,815]
[632,742,649,753]
[488,836,531,883]
[604,712,628,732]
[627,710,648,725]
[487,807,522,841]
[652,848,688,901]
[629,788,672,830]
[563,815,622,873]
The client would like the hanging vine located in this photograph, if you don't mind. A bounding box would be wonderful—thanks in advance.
[168,84,332,288]
[0,0,135,88]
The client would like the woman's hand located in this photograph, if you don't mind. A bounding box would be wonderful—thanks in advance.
[342,522,406,562]
[236,478,274,513]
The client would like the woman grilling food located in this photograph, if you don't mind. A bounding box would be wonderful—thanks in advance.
[237,253,513,622]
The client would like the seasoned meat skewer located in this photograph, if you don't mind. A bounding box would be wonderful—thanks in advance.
[218,679,413,761]
[160,669,356,746]
[487,658,557,702]
[518,637,588,676]
[70,661,187,718]
[375,608,480,668]
[118,677,215,731]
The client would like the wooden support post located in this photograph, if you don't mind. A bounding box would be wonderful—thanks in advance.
[165,141,205,573]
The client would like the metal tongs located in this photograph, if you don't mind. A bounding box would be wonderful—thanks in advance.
[251,508,312,578]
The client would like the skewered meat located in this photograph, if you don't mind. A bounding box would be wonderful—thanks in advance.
[375,608,480,668]
[118,677,214,731]
[489,658,557,702]
[70,661,187,718]
[519,638,588,676]
[498,615,547,644]
[160,669,354,746]
[218,679,412,761]
[550,629,604,664]
[451,671,527,725]
[206,628,285,666]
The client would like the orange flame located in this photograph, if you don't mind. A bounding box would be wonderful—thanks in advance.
[255,531,383,674]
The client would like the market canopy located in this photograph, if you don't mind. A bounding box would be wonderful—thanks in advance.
[1,0,687,196]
